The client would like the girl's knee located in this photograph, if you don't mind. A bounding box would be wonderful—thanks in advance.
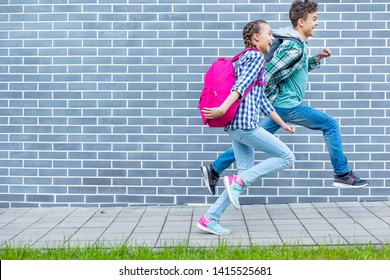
[281,149,295,168]
[286,151,295,167]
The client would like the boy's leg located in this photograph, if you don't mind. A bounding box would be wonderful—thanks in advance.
[213,147,236,174]
[286,104,368,187]
[260,115,283,135]
[201,147,235,195]
[285,104,348,174]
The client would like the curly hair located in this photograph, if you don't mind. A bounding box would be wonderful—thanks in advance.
[242,20,268,49]
[289,0,318,27]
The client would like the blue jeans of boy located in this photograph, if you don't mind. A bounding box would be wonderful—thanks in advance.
[212,103,349,176]
[205,127,294,221]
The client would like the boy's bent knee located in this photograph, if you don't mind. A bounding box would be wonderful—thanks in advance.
[327,116,340,130]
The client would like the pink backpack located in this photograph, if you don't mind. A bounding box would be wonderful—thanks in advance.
[198,48,266,127]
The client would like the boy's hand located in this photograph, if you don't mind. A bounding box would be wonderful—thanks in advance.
[316,47,331,61]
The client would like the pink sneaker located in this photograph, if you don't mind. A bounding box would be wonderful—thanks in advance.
[224,175,244,210]
[196,216,231,235]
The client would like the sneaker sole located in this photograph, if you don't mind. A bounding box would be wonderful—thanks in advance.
[332,181,369,188]
[201,166,215,196]
[224,176,240,210]
[196,223,230,236]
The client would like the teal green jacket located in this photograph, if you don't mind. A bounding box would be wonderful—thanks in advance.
[264,40,320,104]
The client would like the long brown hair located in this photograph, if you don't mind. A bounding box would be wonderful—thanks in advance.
[242,20,268,49]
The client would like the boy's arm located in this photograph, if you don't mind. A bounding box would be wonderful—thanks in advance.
[308,56,320,72]
[264,42,302,83]
[309,47,331,72]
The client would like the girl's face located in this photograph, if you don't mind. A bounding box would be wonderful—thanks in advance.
[253,23,274,54]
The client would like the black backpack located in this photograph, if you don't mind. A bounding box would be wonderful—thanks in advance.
[264,34,304,64]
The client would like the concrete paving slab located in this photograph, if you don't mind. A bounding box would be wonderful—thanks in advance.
[312,237,348,245]
[30,240,65,249]
[281,238,316,245]
[245,220,274,228]
[306,230,342,238]
[250,238,283,246]
[188,239,220,247]
[343,235,381,244]
[0,201,389,248]
[278,230,312,239]
[249,231,280,239]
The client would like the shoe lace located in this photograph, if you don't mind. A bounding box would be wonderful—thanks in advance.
[349,170,357,180]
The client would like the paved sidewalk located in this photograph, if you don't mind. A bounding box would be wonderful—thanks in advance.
[0,201,390,249]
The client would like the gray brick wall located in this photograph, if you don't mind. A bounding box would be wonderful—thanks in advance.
[0,0,389,208]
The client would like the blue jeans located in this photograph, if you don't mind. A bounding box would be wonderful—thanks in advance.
[205,127,294,221]
[212,104,349,175]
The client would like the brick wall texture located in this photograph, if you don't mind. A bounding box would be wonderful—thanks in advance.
[0,0,389,208]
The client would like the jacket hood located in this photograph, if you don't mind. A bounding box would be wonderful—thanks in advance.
[273,27,303,42]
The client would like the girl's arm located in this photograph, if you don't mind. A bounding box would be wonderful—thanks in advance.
[201,90,241,119]
[268,111,296,134]
[203,51,264,120]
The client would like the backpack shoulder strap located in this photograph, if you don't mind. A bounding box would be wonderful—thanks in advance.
[231,48,266,100]
[274,35,304,48]
[241,64,267,100]
[230,47,259,62]
[273,35,304,67]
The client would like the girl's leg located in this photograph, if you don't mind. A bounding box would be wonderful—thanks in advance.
[200,128,294,232]
[228,128,295,186]
[204,189,230,221]
[205,138,254,221]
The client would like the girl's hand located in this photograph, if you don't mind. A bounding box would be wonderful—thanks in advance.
[201,91,241,119]
[283,124,296,134]
[201,107,225,119]
[268,112,295,134]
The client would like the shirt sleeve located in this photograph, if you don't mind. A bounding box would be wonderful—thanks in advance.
[263,41,302,83]
[231,51,265,97]
[308,56,320,72]
[259,90,275,116]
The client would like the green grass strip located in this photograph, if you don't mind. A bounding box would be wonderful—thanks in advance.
[1,243,390,260]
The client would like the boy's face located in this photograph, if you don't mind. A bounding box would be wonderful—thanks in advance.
[301,12,318,38]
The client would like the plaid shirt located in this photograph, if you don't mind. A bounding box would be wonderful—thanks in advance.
[227,50,274,130]
[264,40,321,103]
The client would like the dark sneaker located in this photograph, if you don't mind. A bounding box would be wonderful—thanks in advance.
[332,170,369,188]
[201,165,219,195]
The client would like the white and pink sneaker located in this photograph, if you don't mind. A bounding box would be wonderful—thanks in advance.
[196,216,231,235]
